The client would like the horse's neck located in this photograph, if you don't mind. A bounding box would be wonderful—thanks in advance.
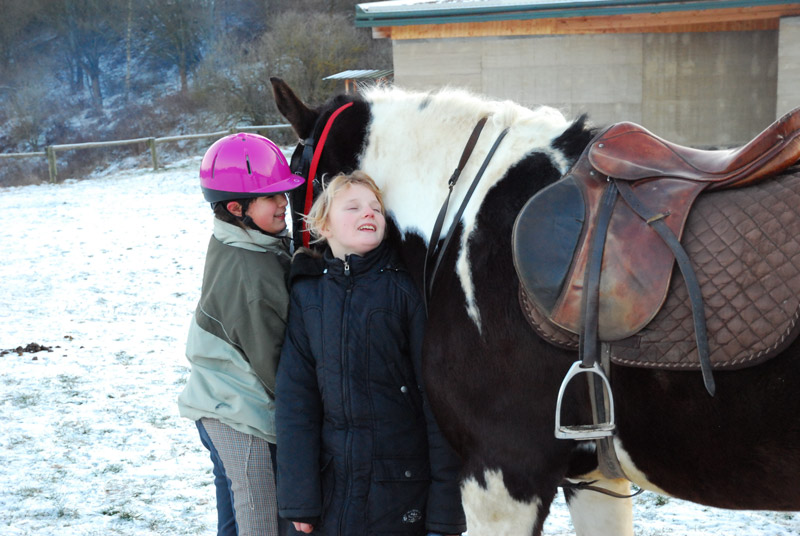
[359,95,573,247]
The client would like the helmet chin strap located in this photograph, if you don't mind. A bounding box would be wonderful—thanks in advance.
[238,214,260,232]
[239,214,289,238]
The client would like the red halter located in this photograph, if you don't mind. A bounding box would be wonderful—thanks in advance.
[301,102,354,248]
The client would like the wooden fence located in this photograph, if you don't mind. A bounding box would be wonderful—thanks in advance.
[0,124,292,183]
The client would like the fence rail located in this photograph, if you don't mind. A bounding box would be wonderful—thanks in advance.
[1,124,292,183]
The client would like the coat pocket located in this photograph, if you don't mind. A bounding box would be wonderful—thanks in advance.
[367,459,430,534]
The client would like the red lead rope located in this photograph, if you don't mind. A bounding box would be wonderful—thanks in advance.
[302,101,354,248]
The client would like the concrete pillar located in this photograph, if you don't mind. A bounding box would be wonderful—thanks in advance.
[778,16,800,117]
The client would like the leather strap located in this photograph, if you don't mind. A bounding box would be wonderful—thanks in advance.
[592,344,627,480]
[614,180,715,396]
[561,479,645,499]
[429,127,511,299]
[424,117,489,307]
[580,181,618,370]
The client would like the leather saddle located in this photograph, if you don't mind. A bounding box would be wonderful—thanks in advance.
[513,107,800,395]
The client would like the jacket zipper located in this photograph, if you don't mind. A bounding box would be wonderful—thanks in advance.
[338,255,353,534]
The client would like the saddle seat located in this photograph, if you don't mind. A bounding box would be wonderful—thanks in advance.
[592,110,800,189]
[513,106,800,350]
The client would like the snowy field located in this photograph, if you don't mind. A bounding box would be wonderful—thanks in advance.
[2,157,800,535]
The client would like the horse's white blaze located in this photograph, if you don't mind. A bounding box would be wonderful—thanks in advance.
[565,478,635,536]
[359,86,574,329]
[461,469,541,536]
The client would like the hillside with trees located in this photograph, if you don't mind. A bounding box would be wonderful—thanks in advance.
[0,0,390,186]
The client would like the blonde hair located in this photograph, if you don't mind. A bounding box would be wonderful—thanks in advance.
[305,170,385,244]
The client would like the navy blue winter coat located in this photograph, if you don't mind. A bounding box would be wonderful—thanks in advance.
[275,241,466,536]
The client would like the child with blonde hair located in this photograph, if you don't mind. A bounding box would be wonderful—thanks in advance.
[276,171,465,535]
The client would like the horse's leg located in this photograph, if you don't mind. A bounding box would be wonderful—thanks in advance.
[461,467,557,536]
[564,478,634,536]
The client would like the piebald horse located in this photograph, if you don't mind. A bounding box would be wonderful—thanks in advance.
[271,77,800,536]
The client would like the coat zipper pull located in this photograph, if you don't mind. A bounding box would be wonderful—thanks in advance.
[344,259,350,276]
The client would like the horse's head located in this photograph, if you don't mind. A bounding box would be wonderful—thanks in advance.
[271,77,372,250]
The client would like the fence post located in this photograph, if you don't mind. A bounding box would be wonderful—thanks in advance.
[148,138,158,170]
[46,146,57,183]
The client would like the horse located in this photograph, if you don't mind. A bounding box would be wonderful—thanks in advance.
[270,77,800,536]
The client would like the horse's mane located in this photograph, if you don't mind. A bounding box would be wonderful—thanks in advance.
[362,84,572,143]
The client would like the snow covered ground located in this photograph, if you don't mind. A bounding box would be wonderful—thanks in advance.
[2,158,800,535]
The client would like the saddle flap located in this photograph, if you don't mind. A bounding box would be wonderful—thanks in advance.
[513,175,585,315]
[514,148,707,340]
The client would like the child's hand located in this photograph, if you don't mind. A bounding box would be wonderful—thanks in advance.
[293,521,314,533]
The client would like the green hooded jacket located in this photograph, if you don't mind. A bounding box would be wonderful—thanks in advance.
[178,218,291,442]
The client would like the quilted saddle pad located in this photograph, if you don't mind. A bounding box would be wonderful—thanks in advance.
[521,167,800,371]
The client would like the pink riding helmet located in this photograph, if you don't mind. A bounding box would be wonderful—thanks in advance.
[199,132,305,203]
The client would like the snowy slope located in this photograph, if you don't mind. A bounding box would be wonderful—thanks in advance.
[1,159,799,535]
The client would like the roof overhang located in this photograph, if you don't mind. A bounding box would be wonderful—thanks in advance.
[355,0,800,38]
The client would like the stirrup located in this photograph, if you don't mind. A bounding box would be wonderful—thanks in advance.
[555,361,615,440]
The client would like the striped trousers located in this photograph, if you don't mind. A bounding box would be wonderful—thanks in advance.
[197,418,281,536]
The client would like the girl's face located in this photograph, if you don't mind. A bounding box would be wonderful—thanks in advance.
[321,184,386,259]
[245,194,289,234]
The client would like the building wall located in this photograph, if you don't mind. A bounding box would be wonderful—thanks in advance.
[393,29,779,147]
[778,16,800,117]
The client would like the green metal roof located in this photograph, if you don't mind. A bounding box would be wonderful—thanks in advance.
[355,0,799,27]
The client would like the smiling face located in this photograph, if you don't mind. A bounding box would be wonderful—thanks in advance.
[227,194,289,235]
[321,183,386,259]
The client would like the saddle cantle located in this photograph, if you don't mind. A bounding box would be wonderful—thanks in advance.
[513,106,800,384]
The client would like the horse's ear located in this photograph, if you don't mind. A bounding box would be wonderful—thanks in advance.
[270,77,318,139]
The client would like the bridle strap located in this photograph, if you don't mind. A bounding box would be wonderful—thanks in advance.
[424,119,511,311]
[424,117,488,307]
[302,101,354,248]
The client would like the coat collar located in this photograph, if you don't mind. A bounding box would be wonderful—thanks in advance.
[213,218,290,256]
[289,241,399,285]
[323,240,394,277]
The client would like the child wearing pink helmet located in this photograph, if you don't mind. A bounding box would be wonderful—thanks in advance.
[178,132,304,536]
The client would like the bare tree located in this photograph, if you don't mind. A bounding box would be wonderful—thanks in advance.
[266,0,362,19]
[263,11,370,104]
[42,0,124,110]
[0,0,44,71]
[141,0,212,95]
[194,33,278,126]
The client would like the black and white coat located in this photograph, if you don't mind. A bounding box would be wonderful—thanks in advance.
[275,241,466,536]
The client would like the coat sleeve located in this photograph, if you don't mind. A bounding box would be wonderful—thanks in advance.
[275,290,324,523]
[408,299,467,534]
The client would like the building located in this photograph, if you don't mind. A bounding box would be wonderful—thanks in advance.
[355,0,800,147]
